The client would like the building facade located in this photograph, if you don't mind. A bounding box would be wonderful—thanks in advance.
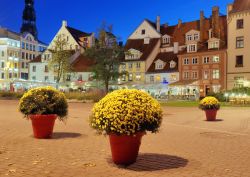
[227,0,250,89]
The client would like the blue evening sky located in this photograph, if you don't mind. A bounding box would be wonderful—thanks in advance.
[0,0,233,44]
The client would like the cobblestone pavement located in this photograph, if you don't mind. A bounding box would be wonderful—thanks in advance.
[0,100,250,177]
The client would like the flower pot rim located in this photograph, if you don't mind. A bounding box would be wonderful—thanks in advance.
[29,114,57,119]
[108,131,146,136]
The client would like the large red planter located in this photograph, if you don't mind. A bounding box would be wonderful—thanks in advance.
[29,114,57,139]
[109,132,145,165]
[205,110,218,121]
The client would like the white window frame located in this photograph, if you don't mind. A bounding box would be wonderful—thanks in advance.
[212,69,220,79]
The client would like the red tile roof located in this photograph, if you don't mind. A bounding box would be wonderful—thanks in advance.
[123,38,160,61]
[231,0,250,13]
[147,52,178,73]
[71,54,95,72]
[29,55,42,63]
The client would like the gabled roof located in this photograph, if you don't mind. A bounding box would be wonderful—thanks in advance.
[123,38,160,62]
[231,0,250,13]
[66,26,92,46]
[71,54,95,72]
[147,52,178,73]
[0,28,20,40]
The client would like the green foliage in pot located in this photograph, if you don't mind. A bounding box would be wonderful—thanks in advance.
[19,86,68,120]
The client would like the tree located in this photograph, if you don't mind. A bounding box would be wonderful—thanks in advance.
[85,24,124,94]
[49,35,73,83]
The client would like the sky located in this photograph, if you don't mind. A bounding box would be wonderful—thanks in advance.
[0,0,233,44]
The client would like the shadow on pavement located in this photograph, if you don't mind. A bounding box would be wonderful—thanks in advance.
[110,153,188,171]
[52,132,84,139]
[204,119,224,122]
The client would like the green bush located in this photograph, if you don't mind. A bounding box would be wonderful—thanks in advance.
[19,87,68,120]
[207,92,226,102]
[0,91,23,99]
[65,90,104,102]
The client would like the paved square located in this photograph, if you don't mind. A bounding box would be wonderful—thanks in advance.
[0,100,250,177]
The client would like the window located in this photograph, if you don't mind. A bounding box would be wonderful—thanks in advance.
[21,62,25,69]
[213,56,220,63]
[26,53,29,60]
[212,70,220,79]
[122,74,126,81]
[187,35,192,41]
[54,76,58,82]
[171,74,177,81]
[33,45,35,51]
[234,76,244,88]
[1,62,4,68]
[128,63,133,69]
[183,72,189,79]
[26,43,29,50]
[204,70,209,80]
[129,74,133,81]
[33,54,35,59]
[45,65,49,72]
[209,41,219,49]
[135,73,141,81]
[237,19,244,29]
[192,58,198,64]
[192,71,198,79]
[162,37,170,44]
[30,54,32,60]
[45,76,49,82]
[236,55,243,67]
[78,75,82,81]
[1,73,4,79]
[203,57,209,64]
[183,58,189,65]
[170,61,176,68]
[22,52,25,59]
[141,29,146,35]
[136,62,141,69]
[9,73,12,79]
[236,37,244,48]
[14,73,17,78]
[14,63,17,69]
[32,76,36,81]
[156,63,163,69]
[32,66,36,72]
[1,51,4,57]
[66,74,71,81]
[187,44,197,52]
[22,42,25,49]
[150,75,154,82]
[194,34,199,41]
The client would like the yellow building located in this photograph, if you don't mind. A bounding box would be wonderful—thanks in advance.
[227,0,250,89]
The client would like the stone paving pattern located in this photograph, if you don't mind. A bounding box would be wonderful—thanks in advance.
[0,100,250,177]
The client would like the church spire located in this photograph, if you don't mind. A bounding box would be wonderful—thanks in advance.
[20,0,38,39]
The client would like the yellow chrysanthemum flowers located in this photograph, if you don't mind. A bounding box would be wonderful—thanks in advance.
[90,89,163,135]
[199,96,220,111]
[19,86,68,120]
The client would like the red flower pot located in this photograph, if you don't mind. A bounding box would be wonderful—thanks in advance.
[29,114,57,139]
[205,110,217,121]
[109,132,145,165]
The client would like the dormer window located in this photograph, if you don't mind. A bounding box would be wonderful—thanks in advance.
[194,34,199,41]
[187,35,192,41]
[169,60,176,68]
[162,37,170,44]
[125,49,142,60]
[156,63,163,70]
[187,44,197,53]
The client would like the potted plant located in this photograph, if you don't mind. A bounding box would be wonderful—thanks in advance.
[90,89,163,165]
[199,96,220,121]
[19,86,68,139]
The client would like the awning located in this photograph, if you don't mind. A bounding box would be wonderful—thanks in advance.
[169,80,199,86]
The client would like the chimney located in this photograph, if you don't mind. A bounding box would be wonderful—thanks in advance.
[156,16,160,32]
[62,20,67,27]
[212,6,220,38]
[178,19,182,28]
[227,4,233,16]
[200,10,205,42]
[174,42,179,54]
